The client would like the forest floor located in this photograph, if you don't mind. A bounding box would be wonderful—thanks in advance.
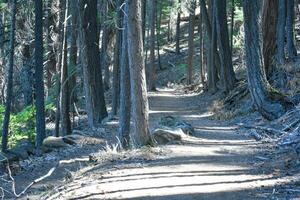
[3,87,299,200]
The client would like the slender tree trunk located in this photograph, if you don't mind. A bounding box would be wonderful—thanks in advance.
[119,4,131,149]
[0,13,4,104]
[286,0,297,61]
[2,0,17,152]
[69,0,78,124]
[156,5,162,70]
[112,0,123,116]
[276,0,287,65]
[101,1,110,91]
[230,0,235,52]
[35,0,46,148]
[59,0,71,136]
[149,0,156,91]
[243,0,291,120]
[199,1,205,87]
[208,0,218,92]
[54,0,66,137]
[187,1,196,85]
[78,0,108,128]
[127,0,153,146]
[215,0,236,93]
[175,0,181,54]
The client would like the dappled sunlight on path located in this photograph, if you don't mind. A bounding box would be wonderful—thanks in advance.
[46,89,294,200]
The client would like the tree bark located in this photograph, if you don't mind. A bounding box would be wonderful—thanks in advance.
[59,0,71,136]
[54,0,66,137]
[262,0,278,78]
[78,0,108,128]
[276,0,287,65]
[215,0,236,93]
[187,0,196,85]
[119,4,131,149]
[149,0,156,91]
[112,0,123,116]
[35,0,46,148]
[2,0,17,152]
[243,0,291,120]
[127,0,153,146]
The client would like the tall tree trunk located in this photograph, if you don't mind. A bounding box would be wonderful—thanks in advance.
[215,0,236,93]
[199,1,205,87]
[35,0,46,148]
[243,0,291,120]
[59,0,71,136]
[276,0,287,65]
[69,0,78,124]
[54,0,66,137]
[101,1,110,91]
[187,0,196,85]
[286,0,297,61]
[230,0,235,52]
[2,0,17,152]
[175,0,181,54]
[127,0,153,146]
[119,4,131,149]
[0,13,4,104]
[208,0,218,92]
[149,0,156,91]
[112,0,123,116]
[262,0,278,78]
[156,5,162,70]
[78,0,108,128]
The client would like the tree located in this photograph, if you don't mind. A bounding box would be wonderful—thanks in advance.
[35,0,46,148]
[215,0,236,93]
[149,0,157,91]
[2,0,17,152]
[119,3,131,149]
[175,0,181,54]
[276,0,287,65]
[243,0,292,120]
[54,0,66,137]
[187,0,196,85]
[78,0,108,128]
[262,0,278,78]
[127,0,153,146]
[59,0,71,136]
[112,0,123,116]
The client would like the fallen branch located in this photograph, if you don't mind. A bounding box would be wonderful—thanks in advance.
[238,123,287,135]
[5,157,90,198]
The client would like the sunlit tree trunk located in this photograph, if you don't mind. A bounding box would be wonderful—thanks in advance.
[119,4,131,149]
[243,0,291,120]
[127,0,153,146]
[187,0,196,85]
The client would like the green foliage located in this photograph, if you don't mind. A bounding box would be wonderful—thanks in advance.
[0,103,55,148]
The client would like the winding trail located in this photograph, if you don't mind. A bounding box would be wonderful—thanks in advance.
[46,89,289,200]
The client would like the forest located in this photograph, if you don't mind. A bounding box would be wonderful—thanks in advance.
[1,0,300,199]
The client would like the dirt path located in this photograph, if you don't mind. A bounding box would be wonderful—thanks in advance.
[39,89,293,200]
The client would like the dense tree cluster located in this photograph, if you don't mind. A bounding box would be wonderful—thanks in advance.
[0,0,299,152]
